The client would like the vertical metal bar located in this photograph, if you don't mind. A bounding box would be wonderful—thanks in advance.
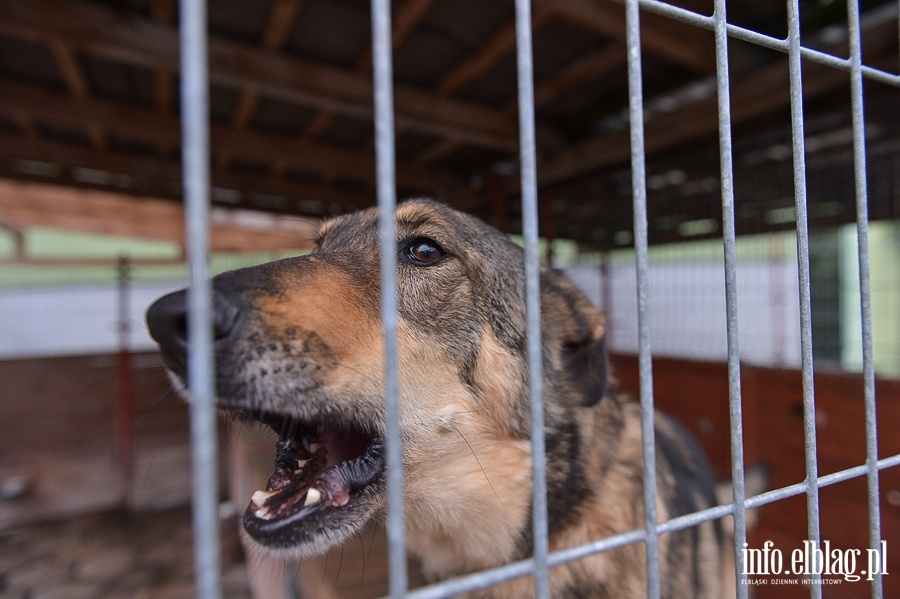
[371,1,407,597]
[846,1,882,596]
[624,1,660,597]
[786,1,821,595]
[712,2,747,596]
[513,1,549,597]
[179,0,220,597]
[114,257,135,507]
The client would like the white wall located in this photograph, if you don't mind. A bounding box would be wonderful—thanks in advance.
[0,282,185,359]
[563,260,802,368]
[0,261,802,367]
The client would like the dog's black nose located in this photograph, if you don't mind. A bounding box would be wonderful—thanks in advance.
[146,288,243,370]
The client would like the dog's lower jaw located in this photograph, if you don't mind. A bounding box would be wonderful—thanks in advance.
[243,490,384,560]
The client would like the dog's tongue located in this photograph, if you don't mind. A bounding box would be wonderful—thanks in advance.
[249,435,351,521]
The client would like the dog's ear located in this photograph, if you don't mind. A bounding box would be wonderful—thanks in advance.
[542,269,609,407]
[564,310,608,407]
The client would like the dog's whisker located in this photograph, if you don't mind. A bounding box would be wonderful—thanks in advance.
[134,389,176,430]
[450,424,507,515]
[366,521,379,564]
[331,544,345,594]
[139,392,190,491]
[450,405,509,416]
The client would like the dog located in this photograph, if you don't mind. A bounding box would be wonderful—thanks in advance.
[147,199,727,598]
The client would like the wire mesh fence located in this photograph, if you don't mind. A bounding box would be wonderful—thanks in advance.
[0,0,898,598]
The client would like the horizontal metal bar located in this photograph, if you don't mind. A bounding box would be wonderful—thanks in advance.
[746,455,900,510]
[400,453,900,599]
[635,0,900,87]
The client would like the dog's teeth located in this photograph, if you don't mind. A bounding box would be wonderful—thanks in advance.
[255,506,274,520]
[251,489,276,507]
[304,488,322,506]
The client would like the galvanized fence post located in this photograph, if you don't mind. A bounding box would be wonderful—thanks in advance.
[179,0,221,597]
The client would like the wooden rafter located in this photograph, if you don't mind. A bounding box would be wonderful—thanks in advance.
[536,4,899,186]
[416,8,554,164]
[150,0,177,163]
[531,44,624,108]
[303,0,438,142]
[231,0,305,131]
[0,131,369,214]
[226,0,305,173]
[0,80,455,192]
[0,0,521,153]
[437,8,552,97]
[47,39,105,150]
[420,43,625,165]
[536,0,716,73]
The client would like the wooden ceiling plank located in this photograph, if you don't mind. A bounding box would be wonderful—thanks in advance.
[47,38,107,149]
[354,0,437,73]
[48,39,88,97]
[415,8,553,164]
[532,44,623,108]
[305,0,437,141]
[0,0,518,152]
[149,0,176,23]
[231,92,262,130]
[0,179,319,252]
[154,70,175,113]
[536,0,715,73]
[150,0,176,159]
[537,5,899,185]
[415,139,460,165]
[0,130,371,213]
[437,8,552,97]
[0,80,454,192]
[10,112,37,138]
[230,0,304,133]
[302,110,336,141]
[262,0,305,49]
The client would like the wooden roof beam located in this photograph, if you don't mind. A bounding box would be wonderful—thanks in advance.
[538,3,900,185]
[0,80,455,192]
[47,39,106,150]
[150,0,177,161]
[232,0,305,131]
[437,8,553,97]
[0,179,319,252]
[303,0,438,142]
[0,0,520,153]
[531,43,623,108]
[415,8,555,165]
[536,0,716,73]
[0,131,371,215]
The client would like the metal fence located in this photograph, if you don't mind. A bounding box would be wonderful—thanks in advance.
[176,0,900,598]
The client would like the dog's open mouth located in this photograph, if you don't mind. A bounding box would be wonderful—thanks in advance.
[240,411,385,543]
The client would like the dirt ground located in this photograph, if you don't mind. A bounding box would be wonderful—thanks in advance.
[0,505,251,599]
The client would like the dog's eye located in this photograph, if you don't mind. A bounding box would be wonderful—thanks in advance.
[405,238,445,265]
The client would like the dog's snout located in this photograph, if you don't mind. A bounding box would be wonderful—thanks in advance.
[146,288,244,369]
[146,290,189,361]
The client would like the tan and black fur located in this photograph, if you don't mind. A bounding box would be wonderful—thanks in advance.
[147,199,726,598]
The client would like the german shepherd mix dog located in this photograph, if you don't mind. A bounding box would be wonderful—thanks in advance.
[147,199,726,598]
